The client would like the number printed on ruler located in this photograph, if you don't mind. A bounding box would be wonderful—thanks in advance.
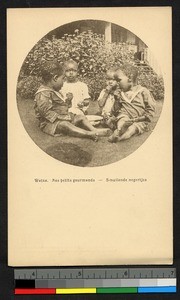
[14,268,176,280]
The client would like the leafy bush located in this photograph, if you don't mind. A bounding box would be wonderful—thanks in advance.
[18,30,164,100]
[137,67,164,100]
[17,75,42,99]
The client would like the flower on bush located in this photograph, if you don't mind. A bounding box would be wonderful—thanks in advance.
[17,30,164,100]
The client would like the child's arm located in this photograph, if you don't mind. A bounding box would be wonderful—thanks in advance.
[75,83,91,110]
[112,89,122,115]
[129,90,156,123]
[77,98,90,108]
[65,92,73,108]
[98,89,111,108]
[98,92,109,108]
[36,93,59,123]
[130,116,146,122]
[142,88,156,122]
[36,92,70,122]
[98,84,118,108]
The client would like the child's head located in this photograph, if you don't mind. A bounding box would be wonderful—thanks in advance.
[64,59,78,82]
[105,67,118,89]
[41,61,64,91]
[115,64,138,92]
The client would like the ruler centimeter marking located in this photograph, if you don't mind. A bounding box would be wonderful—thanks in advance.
[14,268,177,294]
[15,267,176,280]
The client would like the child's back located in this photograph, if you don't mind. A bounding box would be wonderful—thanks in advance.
[34,85,70,135]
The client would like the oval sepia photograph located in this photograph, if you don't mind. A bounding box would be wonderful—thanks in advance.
[17,20,164,167]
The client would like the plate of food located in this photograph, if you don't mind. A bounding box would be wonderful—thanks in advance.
[86,115,103,126]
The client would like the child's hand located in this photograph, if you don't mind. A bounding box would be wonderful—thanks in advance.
[103,112,111,121]
[114,89,121,100]
[65,93,73,107]
[105,83,117,93]
[77,101,84,108]
[66,92,73,101]
[82,99,90,107]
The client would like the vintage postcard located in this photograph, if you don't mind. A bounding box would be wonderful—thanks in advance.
[8,7,172,266]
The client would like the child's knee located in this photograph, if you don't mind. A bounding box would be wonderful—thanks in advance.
[57,121,70,132]
[123,125,138,139]
[122,132,131,139]
[74,114,85,123]
[117,120,126,129]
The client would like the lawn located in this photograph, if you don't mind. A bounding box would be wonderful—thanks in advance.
[17,97,163,167]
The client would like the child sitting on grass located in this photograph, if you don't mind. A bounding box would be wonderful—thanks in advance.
[98,68,121,130]
[108,64,156,143]
[34,61,108,141]
[61,59,91,115]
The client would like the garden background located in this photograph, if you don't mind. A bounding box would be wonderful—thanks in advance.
[17,23,164,167]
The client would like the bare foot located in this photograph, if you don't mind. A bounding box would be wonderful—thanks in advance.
[95,128,112,137]
[91,133,99,142]
[108,134,118,143]
[108,129,119,143]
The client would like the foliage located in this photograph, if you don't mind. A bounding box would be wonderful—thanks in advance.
[18,30,164,100]
[137,67,164,100]
[17,75,42,99]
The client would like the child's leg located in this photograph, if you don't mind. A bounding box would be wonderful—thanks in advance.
[74,115,111,136]
[117,117,132,135]
[105,117,116,130]
[74,115,96,131]
[55,121,98,141]
[108,116,132,143]
[116,124,138,141]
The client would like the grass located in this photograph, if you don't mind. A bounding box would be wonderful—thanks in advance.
[17,97,163,167]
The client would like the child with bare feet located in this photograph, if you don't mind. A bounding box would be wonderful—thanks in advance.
[34,61,101,141]
[108,64,156,143]
[60,59,110,137]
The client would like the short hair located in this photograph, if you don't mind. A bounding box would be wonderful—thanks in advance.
[64,59,78,70]
[41,60,64,83]
[115,64,138,83]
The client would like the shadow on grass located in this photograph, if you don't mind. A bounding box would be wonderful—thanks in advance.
[46,142,92,167]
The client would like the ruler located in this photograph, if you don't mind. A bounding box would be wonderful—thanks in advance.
[14,267,177,294]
